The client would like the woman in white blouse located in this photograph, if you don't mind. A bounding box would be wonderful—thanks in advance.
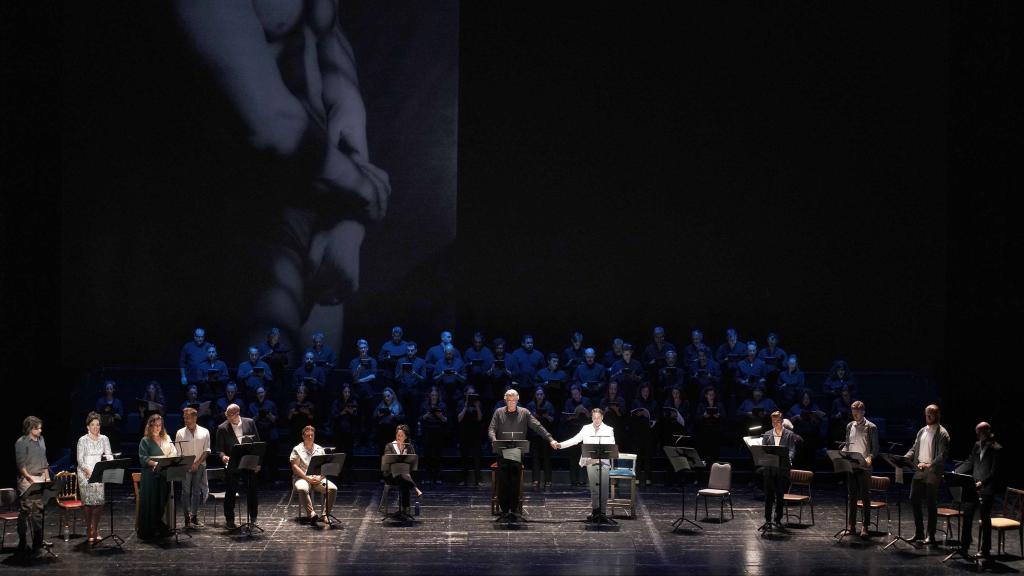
[77,411,113,544]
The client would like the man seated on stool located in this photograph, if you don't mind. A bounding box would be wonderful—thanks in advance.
[554,408,616,522]
[290,425,336,523]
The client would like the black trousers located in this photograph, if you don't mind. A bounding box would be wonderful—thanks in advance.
[764,470,788,523]
[384,473,416,509]
[847,469,871,527]
[962,493,993,554]
[225,470,258,522]
[567,445,583,484]
[530,438,552,484]
[497,458,522,514]
[910,477,939,538]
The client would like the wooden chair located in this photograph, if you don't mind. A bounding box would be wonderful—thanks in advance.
[990,487,1023,558]
[490,461,524,515]
[936,485,964,546]
[55,471,83,541]
[855,475,890,533]
[608,453,638,519]
[696,462,733,522]
[0,488,19,551]
[131,472,141,529]
[783,469,814,526]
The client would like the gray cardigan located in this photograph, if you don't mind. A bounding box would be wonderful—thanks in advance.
[904,424,950,484]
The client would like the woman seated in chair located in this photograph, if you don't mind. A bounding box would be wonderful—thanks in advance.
[383,425,422,516]
[138,413,177,540]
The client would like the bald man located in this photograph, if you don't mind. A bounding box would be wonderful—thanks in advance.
[955,422,1001,559]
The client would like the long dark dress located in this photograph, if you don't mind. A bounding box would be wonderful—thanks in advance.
[138,437,172,540]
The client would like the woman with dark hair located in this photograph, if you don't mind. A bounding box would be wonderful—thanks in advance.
[383,424,422,517]
[287,385,316,445]
[788,390,826,469]
[329,384,359,483]
[138,413,177,540]
[374,387,405,452]
[77,412,113,544]
[696,386,726,468]
[631,382,659,487]
[823,360,857,399]
[137,381,166,422]
[418,386,448,484]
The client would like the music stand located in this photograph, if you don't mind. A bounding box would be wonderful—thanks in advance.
[19,480,59,558]
[88,458,131,548]
[306,453,346,527]
[228,442,266,536]
[881,453,920,550]
[380,453,419,522]
[827,450,868,542]
[942,471,979,565]
[748,443,786,535]
[151,454,196,543]
[663,446,704,532]
[491,434,531,523]
[581,441,618,526]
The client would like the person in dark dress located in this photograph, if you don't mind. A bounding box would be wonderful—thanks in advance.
[631,382,660,487]
[787,390,826,469]
[696,386,726,469]
[138,414,176,540]
[329,384,359,482]
[418,387,448,485]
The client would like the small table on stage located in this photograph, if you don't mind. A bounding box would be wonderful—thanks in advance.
[827,449,868,542]
[306,453,346,528]
[748,442,786,536]
[228,442,266,536]
[151,454,196,544]
[380,454,418,522]
[88,458,131,548]
[581,442,618,526]
[880,453,919,550]
[663,446,704,532]
[942,471,980,565]
[491,438,530,523]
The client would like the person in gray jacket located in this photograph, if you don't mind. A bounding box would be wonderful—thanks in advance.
[904,404,950,544]
[844,401,879,538]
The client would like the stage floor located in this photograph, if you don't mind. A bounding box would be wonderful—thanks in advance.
[2,482,1019,574]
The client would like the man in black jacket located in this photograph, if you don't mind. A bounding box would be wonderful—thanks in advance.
[761,411,797,529]
[955,422,1001,560]
[215,404,261,529]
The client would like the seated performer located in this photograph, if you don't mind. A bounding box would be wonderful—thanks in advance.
[383,425,422,517]
[904,404,950,545]
[554,408,616,522]
[290,426,337,523]
[488,389,557,521]
[760,411,796,529]
[215,404,261,530]
[955,421,1001,561]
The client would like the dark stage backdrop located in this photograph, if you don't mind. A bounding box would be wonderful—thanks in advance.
[457,4,946,382]
[61,1,459,369]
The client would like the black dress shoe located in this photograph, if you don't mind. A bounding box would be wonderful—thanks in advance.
[225,520,238,530]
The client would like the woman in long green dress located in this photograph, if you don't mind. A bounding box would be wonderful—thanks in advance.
[138,413,176,540]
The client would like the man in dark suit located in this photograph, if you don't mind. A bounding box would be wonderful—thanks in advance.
[760,411,797,528]
[955,421,1001,560]
[215,403,261,529]
[904,404,950,544]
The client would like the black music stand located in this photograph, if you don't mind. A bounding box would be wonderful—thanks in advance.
[88,458,131,548]
[152,454,195,543]
[827,449,869,542]
[228,442,266,536]
[19,480,59,558]
[306,453,346,527]
[942,471,980,565]
[881,453,920,550]
[663,446,704,532]
[748,442,786,535]
[581,441,618,526]
[491,434,531,524]
[380,453,419,522]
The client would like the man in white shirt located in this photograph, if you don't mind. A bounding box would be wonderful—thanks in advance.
[904,404,950,544]
[175,407,211,528]
[290,426,337,523]
[554,408,616,522]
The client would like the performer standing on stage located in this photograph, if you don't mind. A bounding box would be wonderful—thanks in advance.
[15,416,50,559]
[955,421,1001,560]
[488,389,557,520]
[77,412,113,544]
[844,400,878,538]
[904,404,949,545]
[760,411,796,529]
[138,414,177,540]
[175,407,211,528]
[215,404,261,530]
[554,408,616,521]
